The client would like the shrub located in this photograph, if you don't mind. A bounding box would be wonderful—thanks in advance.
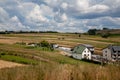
[79,34,81,37]
[101,32,110,38]
[0,52,6,55]
[38,40,54,51]
[40,40,50,48]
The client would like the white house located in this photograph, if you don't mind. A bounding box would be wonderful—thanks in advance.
[72,44,94,60]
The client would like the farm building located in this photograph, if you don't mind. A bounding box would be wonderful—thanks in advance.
[27,43,37,47]
[91,54,102,62]
[52,44,59,49]
[103,45,120,62]
[71,44,94,60]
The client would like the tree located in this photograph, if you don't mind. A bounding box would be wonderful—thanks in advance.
[40,40,50,48]
[103,27,109,30]
[88,29,97,35]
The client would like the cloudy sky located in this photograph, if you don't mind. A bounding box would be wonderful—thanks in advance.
[0,0,120,32]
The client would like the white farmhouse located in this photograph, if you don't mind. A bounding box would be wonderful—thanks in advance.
[72,44,94,60]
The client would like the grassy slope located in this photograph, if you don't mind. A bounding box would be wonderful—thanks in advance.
[0,33,120,80]
[0,55,38,65]
[0,43,90,65]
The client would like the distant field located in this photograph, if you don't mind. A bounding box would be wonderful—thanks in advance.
[0,33,119,53]
[0,33,120,80]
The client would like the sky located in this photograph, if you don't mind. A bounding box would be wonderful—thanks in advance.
[0,0,120,32]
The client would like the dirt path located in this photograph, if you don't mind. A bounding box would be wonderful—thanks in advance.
[0,60,25,69]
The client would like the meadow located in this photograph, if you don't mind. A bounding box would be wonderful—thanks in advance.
[0,33,120,80]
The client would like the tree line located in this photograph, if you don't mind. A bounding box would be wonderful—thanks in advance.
[87,28,110,38]
[0,30,58,34]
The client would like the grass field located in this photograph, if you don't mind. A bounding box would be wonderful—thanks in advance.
[0,55,38,65]
[0,33,120,80]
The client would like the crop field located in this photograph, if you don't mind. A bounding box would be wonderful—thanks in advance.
[0,33,120,80]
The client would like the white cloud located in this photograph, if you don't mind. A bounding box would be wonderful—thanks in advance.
[27,5,47,22]
[76,0,89,10]
[0,0,120,32]
[9,16,26,28]
[87,4,109,13]
[0,16,28,31]
[61,2,68,10]
[61,13,68,21]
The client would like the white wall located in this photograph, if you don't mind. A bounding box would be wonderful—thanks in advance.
[82,48,92,60]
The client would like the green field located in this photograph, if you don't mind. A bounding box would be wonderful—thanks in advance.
[0,55,38,65]
[0,33,120,80]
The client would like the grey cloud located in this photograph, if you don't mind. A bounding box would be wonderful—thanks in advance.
[0,0,120,32]
[0,7,9,22]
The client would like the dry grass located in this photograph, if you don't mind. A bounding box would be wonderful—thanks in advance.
[0,60,25,69]
[0,64,120,80]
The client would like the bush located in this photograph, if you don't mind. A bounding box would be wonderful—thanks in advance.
[38,40,54,51]
[0,52,6,55]
[40,40,50,48]
[101,32,110,38]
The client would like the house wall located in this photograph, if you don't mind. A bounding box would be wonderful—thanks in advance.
[103,48,112,61]
[82,48,92,60]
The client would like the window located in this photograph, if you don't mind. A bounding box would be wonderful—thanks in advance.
[118,54,120,56]
[105,51,107,53]
[104,54,107,56]
[84,51,86,53]
[113,54,116,56]
[113,58,116,60]
[88,54,89,56]
[84,54,86,56]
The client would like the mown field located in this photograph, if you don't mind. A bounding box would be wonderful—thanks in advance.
[0,33,120,80]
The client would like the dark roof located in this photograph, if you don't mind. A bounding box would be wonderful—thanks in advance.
[104,45,120,53]
[81,44,94,48]
[112,46,120,51]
